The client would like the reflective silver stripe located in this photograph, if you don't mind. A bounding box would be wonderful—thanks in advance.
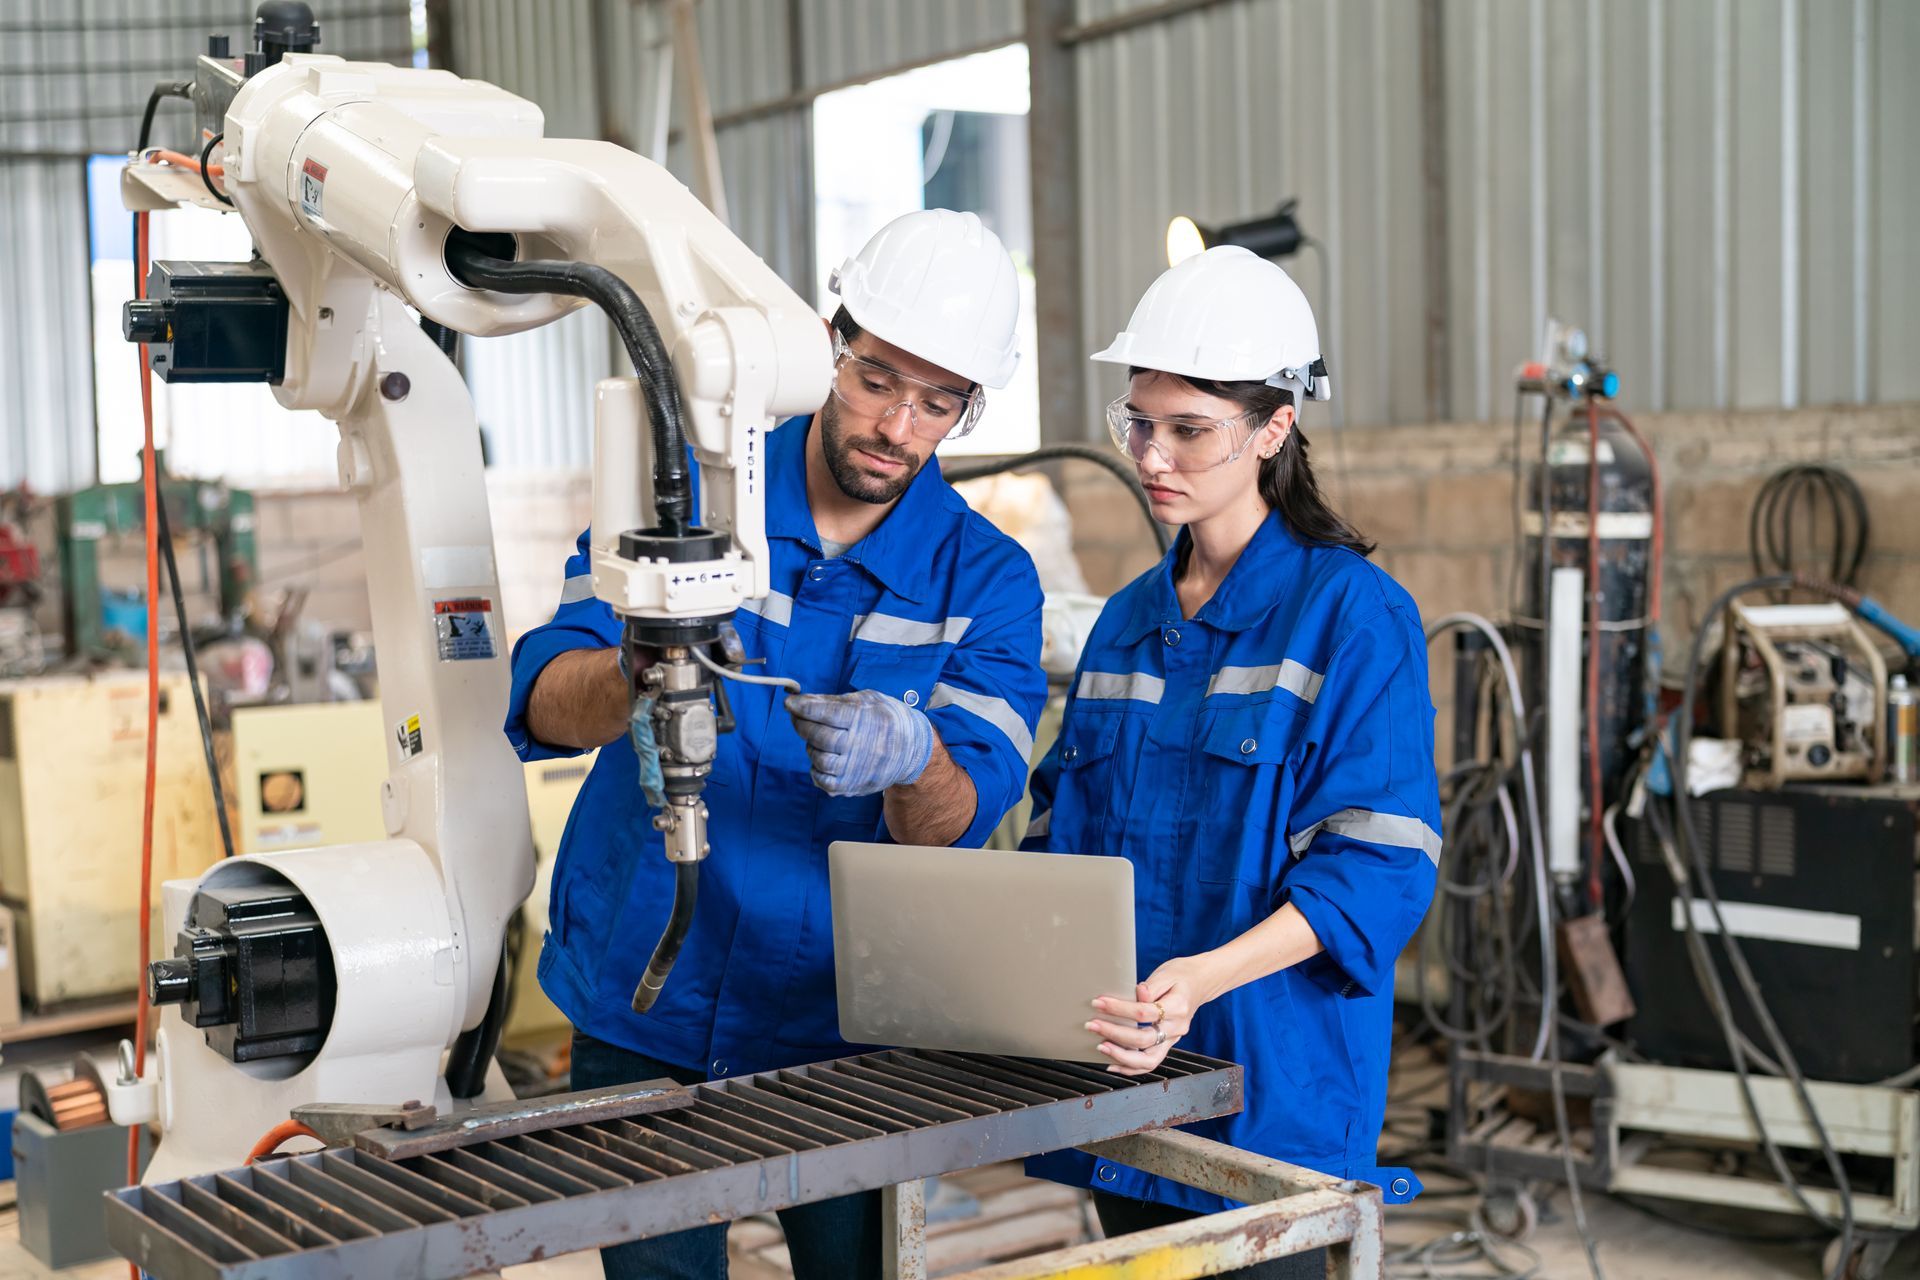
[1025,809,1051,840]
[1205,658,1324,704]
[851,612,972,647]
[558,574,596,606]
[1076,671,1165,704]
[1290,808,1443,866]
[735,590,794,627]
[928,682,1034,763]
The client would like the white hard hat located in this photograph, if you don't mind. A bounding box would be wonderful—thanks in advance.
[829,209,1021,390]
[1092,245,1331,402]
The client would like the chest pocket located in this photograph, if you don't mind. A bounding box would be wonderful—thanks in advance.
[847,645,948,713]
[1194,703,1307,888]
[1044,713,1123,856]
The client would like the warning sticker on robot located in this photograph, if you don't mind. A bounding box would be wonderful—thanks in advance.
[395,712,424,760]
[300,157,328,220]
[433,597,496,662]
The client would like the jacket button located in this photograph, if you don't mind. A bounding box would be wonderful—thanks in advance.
[903,689,919,708]
[1062,745,1079,763]
[711,1060,728,1077]
[1164,628,1180,646]
[1096,1165,1117,1183]
[808,565,826,582]
[1391,1177,1411,1197]
[1240,738,1257,754]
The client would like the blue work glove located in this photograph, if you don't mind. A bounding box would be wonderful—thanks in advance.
[628,693,667,810]
[785,690,934,797]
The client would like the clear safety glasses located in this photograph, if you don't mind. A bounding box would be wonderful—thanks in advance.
[830,334,984,441]
[1105,396,1263,472]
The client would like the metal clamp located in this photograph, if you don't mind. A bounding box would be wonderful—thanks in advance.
[289,1099,438,1148]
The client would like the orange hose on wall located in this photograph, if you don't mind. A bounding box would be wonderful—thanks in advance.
[127,210,160,1279]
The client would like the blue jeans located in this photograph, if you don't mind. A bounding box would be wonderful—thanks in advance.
[570,1032,882,1280]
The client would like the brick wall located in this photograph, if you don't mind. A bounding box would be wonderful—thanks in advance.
[38,404,1916,677]
[243,473,594,646]
[1062,402,1920,660]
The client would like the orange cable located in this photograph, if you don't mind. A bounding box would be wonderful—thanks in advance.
[245,1120,322,1165]
[143,148,222,176]
[127,206,161,1276]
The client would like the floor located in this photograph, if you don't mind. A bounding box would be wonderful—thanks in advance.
[2,1030,1912,1278]
[4,1164,1914,1279]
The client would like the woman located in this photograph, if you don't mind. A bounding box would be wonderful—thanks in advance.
[1022,246,1440,1275]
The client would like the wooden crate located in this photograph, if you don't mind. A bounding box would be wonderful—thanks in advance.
[0,671,223,1005]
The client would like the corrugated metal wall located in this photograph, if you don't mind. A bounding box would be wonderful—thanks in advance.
[1073,0,1918,427]
[0,1,414,156]
[796,0,1023,90]
[452,0,1032,469]
[0,160,96,491]
[1439,0,1916,419]
[12,1,1907,491]
[0,0,413,492]
[1072,0,1429,430]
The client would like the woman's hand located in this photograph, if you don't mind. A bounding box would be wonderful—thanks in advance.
[1087,953,1224,1076]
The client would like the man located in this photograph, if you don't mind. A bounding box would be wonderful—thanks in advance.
[504,209,1047,1280]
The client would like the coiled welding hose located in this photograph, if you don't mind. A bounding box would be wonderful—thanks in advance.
[1424,615,1606,1280]
[445,234,705,1022]
[1748,463,1868,586]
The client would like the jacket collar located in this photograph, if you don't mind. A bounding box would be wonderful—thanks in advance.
[766,414,950,604]
[1116,508,1300,643]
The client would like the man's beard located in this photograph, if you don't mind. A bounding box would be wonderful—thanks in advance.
[819,397,924,505]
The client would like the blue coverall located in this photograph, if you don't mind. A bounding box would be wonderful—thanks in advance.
[505,413,1047,1078]
[1022,509,1440,1211]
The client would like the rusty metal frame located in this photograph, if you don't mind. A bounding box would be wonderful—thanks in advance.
[929,1129,1384,1279]
[106,1049,1239,1280]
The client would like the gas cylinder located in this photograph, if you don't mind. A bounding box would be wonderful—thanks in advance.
[1519,410,1656,804]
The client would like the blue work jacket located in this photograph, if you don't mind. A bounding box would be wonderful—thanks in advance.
[506,415,1046,1078]
[1022,510,1440,1210]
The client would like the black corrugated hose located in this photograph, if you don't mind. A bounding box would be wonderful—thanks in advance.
[445,942,510,1099]
[420,318,459,362]
[632,862,699,1014]
[444,236,694,536]
[944,443,1170,554]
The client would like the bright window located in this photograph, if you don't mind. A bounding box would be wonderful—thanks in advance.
[88,156,339,488]
[812,44,1038,458]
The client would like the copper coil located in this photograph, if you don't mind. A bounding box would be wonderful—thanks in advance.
[21,1071,111,1131]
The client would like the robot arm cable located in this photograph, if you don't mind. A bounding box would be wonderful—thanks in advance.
[689,643,801,695]
[444,237,694,537]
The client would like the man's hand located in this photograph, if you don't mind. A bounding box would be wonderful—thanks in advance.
[784,690,933,796]
[1087,954,1227,1076]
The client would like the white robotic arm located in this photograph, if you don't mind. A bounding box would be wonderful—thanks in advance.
[116,41,828,1180]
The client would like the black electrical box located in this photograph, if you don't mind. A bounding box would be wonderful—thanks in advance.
[122,259,289,384]
[1625,785,1917,1083]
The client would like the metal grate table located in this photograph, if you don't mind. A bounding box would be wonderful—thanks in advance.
[107,1047,1241,1279]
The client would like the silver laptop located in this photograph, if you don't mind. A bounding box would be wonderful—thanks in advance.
[829,841,1136,1064]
